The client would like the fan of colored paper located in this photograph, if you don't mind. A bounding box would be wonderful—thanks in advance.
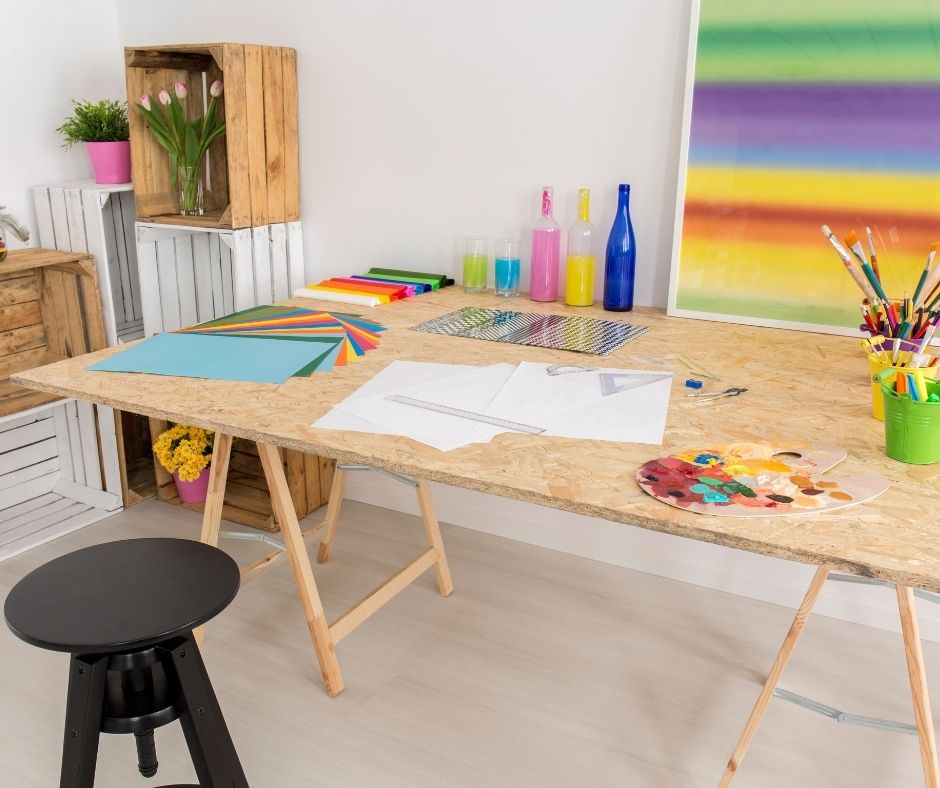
[178,305,385,375]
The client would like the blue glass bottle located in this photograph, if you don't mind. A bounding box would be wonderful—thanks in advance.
[603,184,636,311]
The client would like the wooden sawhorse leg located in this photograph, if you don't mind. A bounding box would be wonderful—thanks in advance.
[195,440,453,697]
[317,469,454,597]
[719,566,940,787]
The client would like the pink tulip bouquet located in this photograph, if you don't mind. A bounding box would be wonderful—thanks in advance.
[135,80,225,215]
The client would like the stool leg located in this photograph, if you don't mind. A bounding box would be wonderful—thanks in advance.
[160,634,248,788]
[134,731,158,778]
[59,653,108,788]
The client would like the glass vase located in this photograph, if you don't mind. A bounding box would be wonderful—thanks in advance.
[178,163,205,216]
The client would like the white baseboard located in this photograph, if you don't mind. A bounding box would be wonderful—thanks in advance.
[343,472,940,644]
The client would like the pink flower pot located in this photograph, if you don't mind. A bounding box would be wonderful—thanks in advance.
[86,141,131,185]
[173,466,211,504]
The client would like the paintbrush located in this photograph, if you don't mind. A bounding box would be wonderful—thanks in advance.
[915,244,940,309]
[845,230,891,305]
[865,226,880,281]
[821,225,879,302]
[912,242,939,308]
[918,313,940,355]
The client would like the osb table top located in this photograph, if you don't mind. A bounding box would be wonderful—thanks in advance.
[13,289,940,592]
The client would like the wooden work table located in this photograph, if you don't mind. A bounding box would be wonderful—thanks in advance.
[13,288,939,591]
[12,288,940,785]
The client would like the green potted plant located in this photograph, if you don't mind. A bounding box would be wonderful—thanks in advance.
[57,99,131,185]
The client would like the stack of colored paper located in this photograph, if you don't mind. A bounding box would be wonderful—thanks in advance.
[293,268,455,307]
[87,305,385,384]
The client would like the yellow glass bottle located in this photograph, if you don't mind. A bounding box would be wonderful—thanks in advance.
[565,188,596,306]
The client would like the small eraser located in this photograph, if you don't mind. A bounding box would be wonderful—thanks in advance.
[685,379,703,389]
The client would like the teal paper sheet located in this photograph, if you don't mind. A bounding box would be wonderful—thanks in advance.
[87,333,324,384]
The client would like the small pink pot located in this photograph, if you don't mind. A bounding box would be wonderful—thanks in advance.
[86,141,131,184]
[173,466,211,504]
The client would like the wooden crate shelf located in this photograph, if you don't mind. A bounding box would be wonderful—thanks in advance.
[125,43,299,230]
[0,250,107,417]
[0,250,121,560]
[151,431,334,532]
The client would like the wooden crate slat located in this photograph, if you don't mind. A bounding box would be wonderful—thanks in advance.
[262,46,286,223]
[0,417,55,450]
[270,223,289,301]
[0,459,58,494]
[64,190,89,254]
[251,226,273,303]
[75,401,102,491]
[95,405,123,499]
[192,233,216,323]
[174,236,198,328]
[0,436,57,477]
[156,238,182,331]
[80,189,119,345]
[48,188,70,250]
[230,229,255,310]
[207,233,225,317]
[65,401,86,486]
[135,234,163,335]
[52,404,74,482]
[0,278,40,307]
[244,44,269,227]
[119,191,143,322]
[219,235,235,312]
[286,222,305,292]
[32,187,56,249]
[281,47,300,221]
[0,302,42,334]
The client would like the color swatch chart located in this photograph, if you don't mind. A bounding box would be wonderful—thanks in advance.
[410,307,649,356]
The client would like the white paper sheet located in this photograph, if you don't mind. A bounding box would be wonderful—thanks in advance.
[312,360,672,451]
[317,361,511,451]
[486,361,672,444]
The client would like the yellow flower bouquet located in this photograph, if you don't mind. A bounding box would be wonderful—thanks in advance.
[153,425,215,503]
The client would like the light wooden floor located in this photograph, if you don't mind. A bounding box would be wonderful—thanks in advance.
[0,497,936,787]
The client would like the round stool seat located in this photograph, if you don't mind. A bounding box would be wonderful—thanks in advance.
[4,538,239,653]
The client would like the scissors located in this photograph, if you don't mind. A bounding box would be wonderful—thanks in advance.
[688,386,748,402]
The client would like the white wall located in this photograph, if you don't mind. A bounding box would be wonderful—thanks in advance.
[1,0,124,250]
[114,0,692,308]
[112,1,931,641]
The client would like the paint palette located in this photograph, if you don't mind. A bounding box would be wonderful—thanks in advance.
[636,441,889,517]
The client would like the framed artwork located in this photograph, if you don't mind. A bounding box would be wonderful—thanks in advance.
[669,0,940,335]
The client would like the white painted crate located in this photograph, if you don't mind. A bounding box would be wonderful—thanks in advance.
[0,402,121,562]
[135,221,306,333]
[33,181,144,345]
[29,181,133,526]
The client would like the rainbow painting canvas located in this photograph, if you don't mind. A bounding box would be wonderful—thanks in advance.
[670,0,940,333]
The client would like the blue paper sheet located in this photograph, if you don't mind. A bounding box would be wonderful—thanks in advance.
[87,333,324,384]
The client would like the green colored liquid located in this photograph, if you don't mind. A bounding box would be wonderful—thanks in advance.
[463,254,488,292]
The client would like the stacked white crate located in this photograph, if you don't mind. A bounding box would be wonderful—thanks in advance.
[134,220,306,333]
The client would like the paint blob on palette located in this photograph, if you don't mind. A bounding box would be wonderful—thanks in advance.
[636,442,889,517]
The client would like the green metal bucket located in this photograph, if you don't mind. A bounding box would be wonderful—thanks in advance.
[877,370,940,464]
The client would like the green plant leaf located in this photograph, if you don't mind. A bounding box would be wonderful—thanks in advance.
[57,99,129,148]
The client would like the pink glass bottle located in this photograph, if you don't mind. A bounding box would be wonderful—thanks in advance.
[530,187,561,301]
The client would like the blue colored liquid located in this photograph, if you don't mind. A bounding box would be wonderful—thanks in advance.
[495,257,520,296]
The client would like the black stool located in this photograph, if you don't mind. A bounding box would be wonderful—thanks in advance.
[4,538,248,788]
